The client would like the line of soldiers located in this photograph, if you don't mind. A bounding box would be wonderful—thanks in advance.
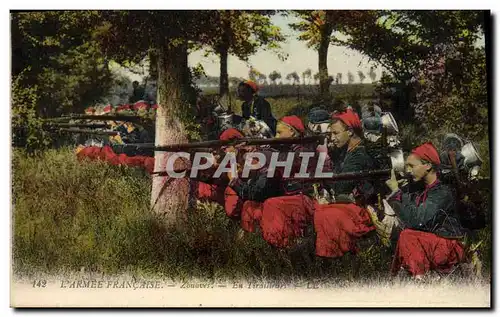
[77,101,157,150]
[192,110,475,280]
[75,103,480,281]
[75,79,484,280]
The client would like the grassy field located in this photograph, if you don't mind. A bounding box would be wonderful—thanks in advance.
[11,148,492,282]
[11,147,387,281]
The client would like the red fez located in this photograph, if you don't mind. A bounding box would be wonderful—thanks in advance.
[150,104,159,110]
[103,105,113,113]
[411,142,441,165]
[243,80,259,92]
[116,104,131,112]
[332,108,362,130]
[219,128,244,141]
[279,115,305,134]
[133,101,149,110]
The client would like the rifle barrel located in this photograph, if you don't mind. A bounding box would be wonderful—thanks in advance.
[43,115,150,122]
[57,128,119,136]
[140,135,325,152]
[45,123,109,129]
[295,169,396,182]
[151,168,409,182]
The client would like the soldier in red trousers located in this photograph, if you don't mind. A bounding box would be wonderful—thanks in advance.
[313,109,376,258]
[256,115,317,248]
[386,142,467,280]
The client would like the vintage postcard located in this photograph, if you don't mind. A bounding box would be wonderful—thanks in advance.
[10,8,492,308]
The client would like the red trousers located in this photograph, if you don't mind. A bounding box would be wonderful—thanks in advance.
[194,182,225,205]
[224,186,242,218]
[224,187,264,232]
[77,146,155,174]
[391,229,465,276]
[241,201,264,233]
[313,202,375,258]
[260,194,315,248]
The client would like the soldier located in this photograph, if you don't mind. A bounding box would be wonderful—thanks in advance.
[195,96,217,140]
[133,100,150,117]
[76,143,155,174]
[192,128,243,206]
[313,108,377,259]
[385,142,467,280]
[306,107,333,171]
[102,104,114,115]
[223,129,282,224]
[237,80,277,135]
[84,106,96,115]
[76,128,239,206]
[256,116,317,248]
[129,80,146,104]
[190,127,274,227]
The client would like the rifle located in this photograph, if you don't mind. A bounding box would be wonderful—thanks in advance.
[45,123,110,129]
[111,144,217,156]
[56,128,119,136]
[151,167,411,182]
[43,114,151,123]
[131,135,325,152]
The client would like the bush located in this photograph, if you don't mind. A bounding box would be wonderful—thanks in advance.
[410,43,488,142]
[11,70,52,154]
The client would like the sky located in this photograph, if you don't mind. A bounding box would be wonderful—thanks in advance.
[119,13,486,84]
[188,14,384,82]
[120,14,385,84]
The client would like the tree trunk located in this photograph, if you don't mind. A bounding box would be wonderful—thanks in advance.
[318,26,332,102]
[151,40,191,226]
[219,47,229,97]
[148,50,158,81]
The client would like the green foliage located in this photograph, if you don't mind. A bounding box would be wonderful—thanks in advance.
[12,11,114,116]
[331,10,485,81]
[347,71,355,84]
[204,11,285,60]
[357,70,366,83]
[268,70,281,84]
[411,43,488,141]
[288,10,368,97]
[11,70,52,154]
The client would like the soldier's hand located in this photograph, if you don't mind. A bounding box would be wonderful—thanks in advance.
[398,178,409,188]
[385,169,400,192]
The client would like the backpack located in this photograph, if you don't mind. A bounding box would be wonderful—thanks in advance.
[438,134,488,230]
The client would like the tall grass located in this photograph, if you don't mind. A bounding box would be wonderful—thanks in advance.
[11,148,403,281]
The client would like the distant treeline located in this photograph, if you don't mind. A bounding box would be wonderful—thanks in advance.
[200,83,376,99]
